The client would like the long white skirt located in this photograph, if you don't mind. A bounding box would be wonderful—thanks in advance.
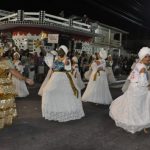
[105,67,116,84]
[109,83,150,133]
[38,70,51,96]
[12,76,29,97]
[42,72,85,122]
[82,71,112,104]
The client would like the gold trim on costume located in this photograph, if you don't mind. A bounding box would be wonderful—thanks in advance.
[0,62,17,129]
[66,72,78,98]
[93,71,100,81]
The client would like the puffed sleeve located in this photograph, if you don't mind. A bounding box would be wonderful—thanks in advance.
[44,53,54,68]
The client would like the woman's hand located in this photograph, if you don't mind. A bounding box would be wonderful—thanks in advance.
[10,69,34,85]
[25,78,34,85]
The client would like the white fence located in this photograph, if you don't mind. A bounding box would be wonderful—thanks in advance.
[0,9,14,17]
[0,11,91,32]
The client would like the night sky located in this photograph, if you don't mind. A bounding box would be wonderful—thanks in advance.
[1,0,150,39]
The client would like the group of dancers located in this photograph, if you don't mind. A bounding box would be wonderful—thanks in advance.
[39,45,150,134]
[1,44,150,134]
[38,45,113,122]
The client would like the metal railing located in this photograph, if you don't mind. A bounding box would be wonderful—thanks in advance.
[0,9,14,17]
[0,13,17,21]
[0,11,92,33]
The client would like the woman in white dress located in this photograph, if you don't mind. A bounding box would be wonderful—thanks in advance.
[71,56,85,90]
[105,55,116,84]
[42,45,84,122]
[82,50,112,105]
[109,47,150,134]
[12,52,29,97]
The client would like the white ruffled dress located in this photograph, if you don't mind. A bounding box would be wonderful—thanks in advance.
[42,60,84,122]
[12,60,29,97]
[82,59,112,104]
[109,63,150,133]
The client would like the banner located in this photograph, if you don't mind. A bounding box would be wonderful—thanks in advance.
[48,34,59,43]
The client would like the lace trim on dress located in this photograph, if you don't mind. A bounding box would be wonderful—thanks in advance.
[43,111,84,122]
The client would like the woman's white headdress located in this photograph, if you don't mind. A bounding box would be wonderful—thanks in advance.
[138,47,150,60]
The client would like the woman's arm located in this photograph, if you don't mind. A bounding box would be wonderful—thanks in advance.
[10,69,34,85]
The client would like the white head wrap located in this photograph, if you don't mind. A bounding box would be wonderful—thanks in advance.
[13,52,20,58]
[138,47,150,60]
[92,54,96,59]
[59,45,68,55]
[72,56,78,63]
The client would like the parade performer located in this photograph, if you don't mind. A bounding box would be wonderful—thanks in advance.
[109,47,150,134]
[82,49,112,105]
[0,47,33,129]
[42,45,84,122]
[12,52,29,97]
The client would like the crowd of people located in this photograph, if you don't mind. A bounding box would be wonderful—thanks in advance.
[112,55,136,76]
[1,44,150,135]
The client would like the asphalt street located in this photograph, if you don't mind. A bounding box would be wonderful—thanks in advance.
[0,84,150,150]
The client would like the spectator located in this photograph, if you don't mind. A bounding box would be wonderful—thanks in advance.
[59,10,64,18]
[81,14,89,24]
